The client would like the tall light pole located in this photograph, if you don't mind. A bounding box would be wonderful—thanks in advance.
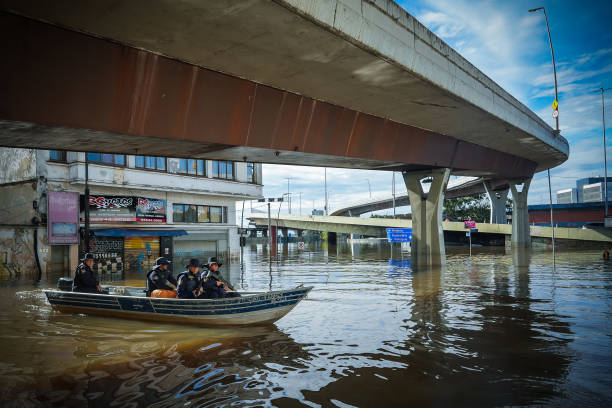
[366,178,372,198]
[297,192,303,216]
[600,88,611,217]
[529,6,557,257]
[285,178,291,214]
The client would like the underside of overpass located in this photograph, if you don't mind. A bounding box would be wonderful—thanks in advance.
[0,1,570,267]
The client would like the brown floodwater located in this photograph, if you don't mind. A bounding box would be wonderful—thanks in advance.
[0,242,611,407]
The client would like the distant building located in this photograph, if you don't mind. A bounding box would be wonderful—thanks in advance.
[312,209,324,216]
[556,177,612,204]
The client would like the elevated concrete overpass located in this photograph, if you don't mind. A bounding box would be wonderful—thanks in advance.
[248,215,612,246]
[0,1,569,267]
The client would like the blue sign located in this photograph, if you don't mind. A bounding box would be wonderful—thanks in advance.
[386,228,412,242]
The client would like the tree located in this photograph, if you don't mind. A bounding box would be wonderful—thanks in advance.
[443,194,490,222]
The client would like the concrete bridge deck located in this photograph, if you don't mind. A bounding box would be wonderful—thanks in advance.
[248,215,612,244]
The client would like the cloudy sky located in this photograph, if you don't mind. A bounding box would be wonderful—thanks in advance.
[241,0,612,221]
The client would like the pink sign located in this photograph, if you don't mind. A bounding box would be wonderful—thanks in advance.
[464,220,476,229]
[48,191,79,244]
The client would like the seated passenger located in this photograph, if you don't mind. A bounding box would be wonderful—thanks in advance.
[202,257,240,298]
[146,257,176,297]
[176,258,203,299]
[72,253,103,293]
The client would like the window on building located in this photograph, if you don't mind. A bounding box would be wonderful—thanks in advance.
[48,150,66,162]
[87,152,125,166]
[177,159,205,176]
[212,161,234,180]
[247,162,256,183]
[173,204,185,222]
[173,204,227,223]
[135,156,166,171]
[210,206,223,223]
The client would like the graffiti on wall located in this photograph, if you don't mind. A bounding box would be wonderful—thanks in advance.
[0,228,48,281]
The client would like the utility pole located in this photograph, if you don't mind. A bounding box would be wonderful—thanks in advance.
[297,192,303,216]
[267,202,271,247]
[529,6,558,260]
[366,178,372,198]
[285,178,291,214]
[84,152,90,255]
[324,168,328,216]
[600,87,611,217]
[392,172,396,219]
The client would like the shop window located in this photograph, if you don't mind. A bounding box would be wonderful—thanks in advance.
[212,160,234,180]
[48,150,66,162]
[173,204,185,222]
[87,152,125,166]
[135,156,166,171]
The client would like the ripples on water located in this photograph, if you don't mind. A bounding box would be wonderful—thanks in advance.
[0,242,611,407]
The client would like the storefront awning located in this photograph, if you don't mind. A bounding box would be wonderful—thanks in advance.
[92,229,188,237]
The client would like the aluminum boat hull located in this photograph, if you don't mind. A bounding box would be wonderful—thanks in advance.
[44,286,312,326]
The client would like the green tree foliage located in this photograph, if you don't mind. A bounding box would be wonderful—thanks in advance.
[443,194,490,222]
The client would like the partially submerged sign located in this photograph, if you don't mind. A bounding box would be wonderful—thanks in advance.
[387,228,412,242]
[464,220,476,229]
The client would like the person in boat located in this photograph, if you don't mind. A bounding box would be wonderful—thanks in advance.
[146,257,177,296]
[201,257,240,298]
[72,253,103,293]
[177,258,204,299]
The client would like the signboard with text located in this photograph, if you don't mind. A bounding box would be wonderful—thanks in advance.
[464,220,476,229]
[81,195,166,223]
[48,191,79,244]
[386,228,412,242]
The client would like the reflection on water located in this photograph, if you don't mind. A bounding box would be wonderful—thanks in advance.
[1,242,611,406]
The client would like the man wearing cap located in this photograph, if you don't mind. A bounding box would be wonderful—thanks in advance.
[72,253,102,293]
[146,257,176,296]
[176,259,204,299]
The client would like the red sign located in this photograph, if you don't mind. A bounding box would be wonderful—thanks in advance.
[48,192,79,244]
[464,220,476,229]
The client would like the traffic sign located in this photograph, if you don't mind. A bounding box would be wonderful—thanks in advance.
[297,241,305,249]
[465,231,471,237]
[387,228,412,242]
[552,109,559,118]
[552,99,558,110]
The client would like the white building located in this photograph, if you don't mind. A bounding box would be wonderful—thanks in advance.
[556,188,578,204]
[0,148,262,281]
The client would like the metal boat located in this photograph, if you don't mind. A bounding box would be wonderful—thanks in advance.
[44,285,312,326]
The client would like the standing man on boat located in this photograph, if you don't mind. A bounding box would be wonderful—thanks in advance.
[72,253,103,293]
[177,258,203,299]
[146,257,177,296]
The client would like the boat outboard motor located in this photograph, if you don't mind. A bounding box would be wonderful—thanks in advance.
[57,277,73,291]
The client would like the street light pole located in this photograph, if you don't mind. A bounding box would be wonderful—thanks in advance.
[324,168,328,216]
[285,178,291,214]
[529,6,557,258]
[84,152,90,255]
[600,88,612,218]
[366,178,372,198]
[392,172,396,219]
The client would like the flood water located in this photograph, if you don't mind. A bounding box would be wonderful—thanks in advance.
[1,242,611,407]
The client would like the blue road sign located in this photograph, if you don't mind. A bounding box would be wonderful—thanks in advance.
[387,228,412,242]
[466,231,471,237]
[470,228,478,233]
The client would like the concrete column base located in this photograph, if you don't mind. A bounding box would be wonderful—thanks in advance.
[484,181,509,224]
[403,168,451,269]
[509,178,531,247]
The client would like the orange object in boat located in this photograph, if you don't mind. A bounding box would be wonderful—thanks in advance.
[151,289,177,298]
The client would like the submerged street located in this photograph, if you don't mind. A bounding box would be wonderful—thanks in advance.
[0,243,610,406]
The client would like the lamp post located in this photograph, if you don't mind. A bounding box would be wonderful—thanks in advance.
[600,87,611,217]
[285,178,291,214]
[392,172,396,219]
[84,152,90,255]
[529,6,557,257]
[324,168,328,215]
[366,178,372,198]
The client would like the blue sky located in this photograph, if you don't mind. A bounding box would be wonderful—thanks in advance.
[243,0,612,219]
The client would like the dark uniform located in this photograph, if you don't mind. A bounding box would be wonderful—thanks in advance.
[201,272,227,299]
[72,256,100,293]
[177,270,201,299]
[146,257,176,296]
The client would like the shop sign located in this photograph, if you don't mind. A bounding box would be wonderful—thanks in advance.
[48,191,79,244]
[82,195,166,223]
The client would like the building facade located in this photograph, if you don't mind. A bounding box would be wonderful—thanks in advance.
[556,177,612,204]
[0,148,262,281]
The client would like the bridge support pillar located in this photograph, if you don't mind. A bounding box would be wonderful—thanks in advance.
[484,182,509,224]
[403,168,451,268]
[509,179,531,247]
[327,232,337,245]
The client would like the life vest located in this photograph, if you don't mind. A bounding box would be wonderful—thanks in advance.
[151,289,177,298]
